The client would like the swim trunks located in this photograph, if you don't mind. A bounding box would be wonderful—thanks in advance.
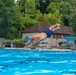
[42,29,53,37]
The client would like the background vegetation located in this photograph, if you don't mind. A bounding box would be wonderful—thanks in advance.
[0,0,76,39]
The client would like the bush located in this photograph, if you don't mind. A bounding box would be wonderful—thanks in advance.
[2,39,26,48]
[11,39,26,48]
[61,44,71,49]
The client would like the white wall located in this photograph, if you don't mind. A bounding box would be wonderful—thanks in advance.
[42,38,63,47]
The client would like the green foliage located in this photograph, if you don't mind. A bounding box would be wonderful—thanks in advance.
[11,39,26,47]
[0,0,15,39]
[11,39,26,43]
[43,10,63,24]
[47,2,59,13]
[47,1,74,26]
[24,16,38,28]
[69,13,76,36]
[59,1,74,26]
[0,0,76,39]
[2,39,26,47]
[35,10,43,22]
[35,9,63,25]
[25,0,37,17]
[37,0,50,13]
[62,44,70,49]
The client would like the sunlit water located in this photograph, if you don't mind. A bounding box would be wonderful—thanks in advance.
[0,48,76,75]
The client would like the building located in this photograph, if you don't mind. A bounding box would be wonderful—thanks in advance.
[22,23,72,48]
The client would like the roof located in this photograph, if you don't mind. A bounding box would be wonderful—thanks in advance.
[54,26,72,35]
[22,23,72,35]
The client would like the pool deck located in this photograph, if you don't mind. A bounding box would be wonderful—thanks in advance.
[2,48,73,51]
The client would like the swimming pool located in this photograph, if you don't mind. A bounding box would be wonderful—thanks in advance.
[0,48,76,75]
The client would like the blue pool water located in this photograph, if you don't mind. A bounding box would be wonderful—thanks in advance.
[0,48,76,75]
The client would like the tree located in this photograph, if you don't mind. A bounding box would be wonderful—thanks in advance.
[35,10,44,23]
[46,2,63,24]
[47,1,74,26]
[0,0,76,39]
[69,13,76,36]
[0,0,23,39]
[59,1,74,26]
[37,0,52,14]
[0,0,15,39]
[44,10,63,24]
[47,2,59,13]
[23,0,38,27]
